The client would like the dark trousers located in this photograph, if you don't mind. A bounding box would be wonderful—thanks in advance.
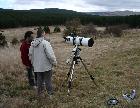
[26,67,37,86]
[36,70,53,95]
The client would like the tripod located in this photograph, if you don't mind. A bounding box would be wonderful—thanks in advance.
[65,45,97,95]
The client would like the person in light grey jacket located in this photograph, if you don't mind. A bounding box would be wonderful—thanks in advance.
[29,28,57,96]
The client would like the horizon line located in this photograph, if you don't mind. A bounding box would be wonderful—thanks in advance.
[0,8,140,13]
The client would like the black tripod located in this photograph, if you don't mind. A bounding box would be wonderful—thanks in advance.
[66,45,97,95]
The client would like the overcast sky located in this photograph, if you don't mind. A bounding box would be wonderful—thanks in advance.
[0,0,140,12]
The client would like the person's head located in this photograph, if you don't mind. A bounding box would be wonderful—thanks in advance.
[24,31,34,42]
[37,27,45,38]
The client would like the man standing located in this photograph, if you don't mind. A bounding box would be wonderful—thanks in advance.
[29,28,57,96]
[20,31,37,88]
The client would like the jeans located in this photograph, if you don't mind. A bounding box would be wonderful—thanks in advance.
[36,70,53,95]
[26,67,37,86]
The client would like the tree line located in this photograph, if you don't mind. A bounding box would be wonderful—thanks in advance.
[0,9,140,28]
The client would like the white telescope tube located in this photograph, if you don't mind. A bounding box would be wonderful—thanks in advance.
[64,36,94,47]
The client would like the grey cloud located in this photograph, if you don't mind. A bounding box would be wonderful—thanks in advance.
[85,0,140,11]
[15,0,64,4]
[13,0,140,11]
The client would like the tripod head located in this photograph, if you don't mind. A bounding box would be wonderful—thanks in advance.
[72,45,81,57]
[66,45,82,64]
[72,45,82,64]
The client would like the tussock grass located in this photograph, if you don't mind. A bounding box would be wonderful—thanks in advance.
[0,27,140,108]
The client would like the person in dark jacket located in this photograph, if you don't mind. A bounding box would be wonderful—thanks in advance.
[20,31,37,88]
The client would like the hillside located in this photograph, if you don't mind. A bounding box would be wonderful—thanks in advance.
[0,8,140,28]
[0,8,85,15]
[1,8,140,16]
[85,10,140,16]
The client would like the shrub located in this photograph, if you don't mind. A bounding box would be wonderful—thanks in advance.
[63,28,76,37]
[119,24,129,30]
[43,26,50,34]
[64,18,81,36]
[80,23,97,36]
[0,32,7,47]
[11,37,19,45]
[105,25,123,37]
[54,26,61,33]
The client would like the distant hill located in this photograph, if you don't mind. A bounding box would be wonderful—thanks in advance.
[0,8,85,15]
[85,10,140,16]
[30,8,76,13]
[0,8,89,28]
[1,8,140,16]
[0,8,140,28]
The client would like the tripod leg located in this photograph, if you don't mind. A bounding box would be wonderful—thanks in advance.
[61,58,74,87]
[66,61,73,81]
[79,57,98,87]
[68,60,76,95]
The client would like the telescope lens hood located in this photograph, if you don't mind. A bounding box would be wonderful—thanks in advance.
[88,38,94,47]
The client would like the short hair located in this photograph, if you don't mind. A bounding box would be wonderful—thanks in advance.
[24,31,33,39]
[37,27,44,38]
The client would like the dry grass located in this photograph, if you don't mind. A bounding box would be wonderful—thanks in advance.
[0,27,140,108]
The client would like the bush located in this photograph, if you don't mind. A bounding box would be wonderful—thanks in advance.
[105,25,123,37]
[118,24,129,30]
[63,28,76,37]
[43,26,50,34]
[0,32,7,47]
[64,18,81,36]
[11,37,19,45]
[80,23,97,35]
[54,26,61,33]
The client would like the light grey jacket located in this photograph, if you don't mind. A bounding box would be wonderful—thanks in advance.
[29,37,57,72]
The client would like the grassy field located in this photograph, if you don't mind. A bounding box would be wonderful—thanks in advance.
[0,27,140,108]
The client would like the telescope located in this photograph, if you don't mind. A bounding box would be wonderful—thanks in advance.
[62,33,97,95]
[63,33,94,47]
